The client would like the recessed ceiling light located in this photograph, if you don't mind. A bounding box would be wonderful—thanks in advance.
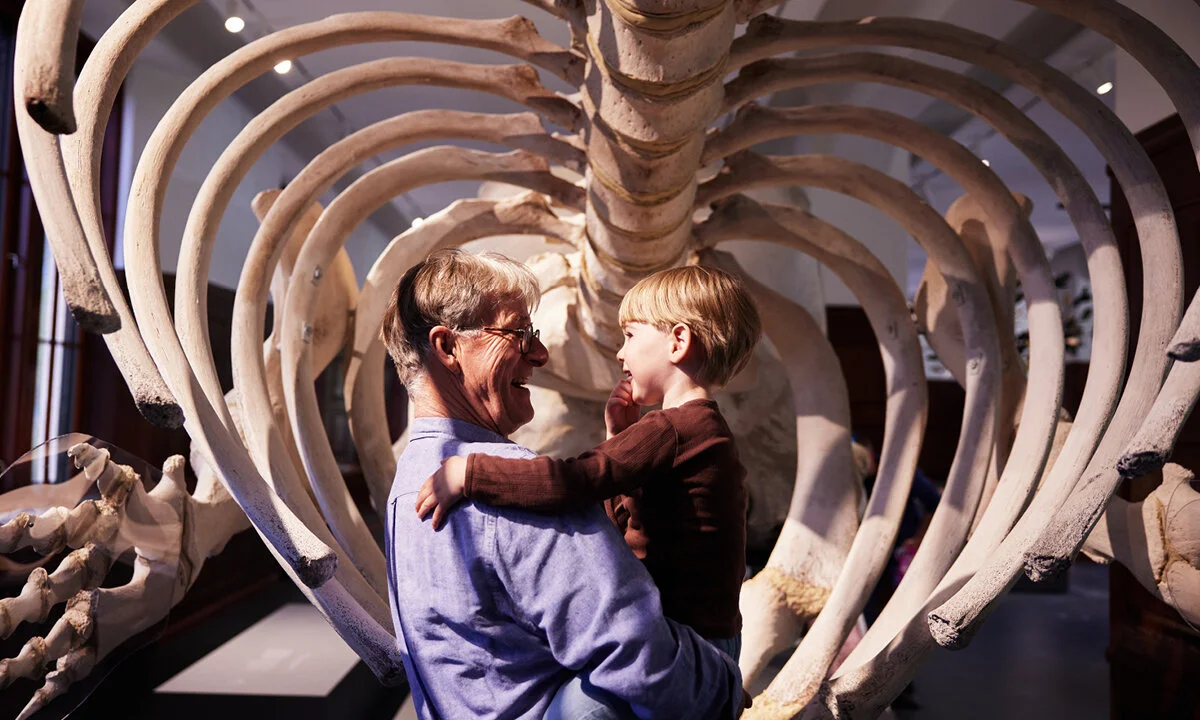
[1097,81,1113,95]
[224,16,245,33]
[274,59,292,75]
[981,159,990,167]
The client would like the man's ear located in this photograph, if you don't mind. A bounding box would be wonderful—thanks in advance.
[428,326,461,375]
[668,323,693,364]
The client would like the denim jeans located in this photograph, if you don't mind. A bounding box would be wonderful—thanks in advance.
[545,676,638,720]
[705,634,742,663]
[545,634,743,719]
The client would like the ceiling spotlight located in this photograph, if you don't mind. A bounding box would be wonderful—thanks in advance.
[1097,81,1113,95]
[274,59,293,75]
[981,159,990,167]
[224,15,245,33]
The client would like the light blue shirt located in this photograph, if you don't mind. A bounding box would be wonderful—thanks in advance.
[386,417,742,719]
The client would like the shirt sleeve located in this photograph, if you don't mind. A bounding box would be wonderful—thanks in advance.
[492,506,742,719]
[463,411,678,512]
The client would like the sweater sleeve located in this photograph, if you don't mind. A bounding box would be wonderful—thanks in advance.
[464,411,678,512]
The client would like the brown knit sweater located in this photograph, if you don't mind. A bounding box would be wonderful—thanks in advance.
[464,399,747,639]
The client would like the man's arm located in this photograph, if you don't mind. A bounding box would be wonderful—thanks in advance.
[464,412,678,511]
[493,506,742,719]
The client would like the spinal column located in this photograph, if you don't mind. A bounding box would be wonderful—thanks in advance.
[577,0,734,349]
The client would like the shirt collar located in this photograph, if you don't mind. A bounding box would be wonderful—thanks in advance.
[407,416,515,446]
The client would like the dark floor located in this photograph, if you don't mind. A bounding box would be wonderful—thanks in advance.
[1,562,1109,720]
[894,561,1109,719]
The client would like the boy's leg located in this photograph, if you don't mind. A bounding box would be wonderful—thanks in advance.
[545,675,638,720]
[705,634,742,663]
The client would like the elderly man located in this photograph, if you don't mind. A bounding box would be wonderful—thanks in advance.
[382,249,743,719]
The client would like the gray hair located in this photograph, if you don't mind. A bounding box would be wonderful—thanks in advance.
[381,249,540,393]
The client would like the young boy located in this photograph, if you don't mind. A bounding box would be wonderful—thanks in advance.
[414,264,761,657]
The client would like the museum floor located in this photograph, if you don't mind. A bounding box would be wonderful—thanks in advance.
[14,562,1109,720]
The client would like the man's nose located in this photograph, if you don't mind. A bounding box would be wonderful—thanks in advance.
[525,335,549,367]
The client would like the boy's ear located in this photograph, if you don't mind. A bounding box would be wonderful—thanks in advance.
[668,323,693,364]
[428,326,462,375]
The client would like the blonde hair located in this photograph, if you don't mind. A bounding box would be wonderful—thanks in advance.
[381,249,540,389]
[619,265,761,387]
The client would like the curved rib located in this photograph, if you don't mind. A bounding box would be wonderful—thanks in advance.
[704,103,1064,679]
[248,191,326,508]
[1016,0,1200,592]
[51,0,199,427]
[1116,297,1200,482]
[725,12,1184,616]
[1018,0,1200,167]
[346,193,580,514]
[696,194,925,690]
[176,57,581,432]
[129,10,583,431]
[12,5,119,335]
[231,111,582,541]
[927,194,1028,525]
[16,0,83,134]
[66,6,579,416]
[698,152,1000,711]
[274,146,572,591]
[717,52,1131,652]
[129,7,583,435]
[1168,297,1200,362]
[821,220,1064,718]
[120,12,584,594]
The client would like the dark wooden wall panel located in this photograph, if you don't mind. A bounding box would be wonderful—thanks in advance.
[1108,113,1200,720]
[827,305,973,486]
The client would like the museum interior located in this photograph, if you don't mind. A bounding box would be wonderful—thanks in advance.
[1,0,1199,718]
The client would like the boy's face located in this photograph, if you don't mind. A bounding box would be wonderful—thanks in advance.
[616,322,677,406]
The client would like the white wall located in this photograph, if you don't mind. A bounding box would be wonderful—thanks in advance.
[1113,0,1200,133]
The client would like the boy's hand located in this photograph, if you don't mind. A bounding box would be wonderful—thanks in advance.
[605,376,639,438]
[415,456,468,530]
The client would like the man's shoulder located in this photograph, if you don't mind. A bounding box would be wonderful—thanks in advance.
[392,432,537,500]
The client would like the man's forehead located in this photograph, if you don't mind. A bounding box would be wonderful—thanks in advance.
[487,301,531,325]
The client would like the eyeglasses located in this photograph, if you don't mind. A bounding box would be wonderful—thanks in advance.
[480,323,541,354]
